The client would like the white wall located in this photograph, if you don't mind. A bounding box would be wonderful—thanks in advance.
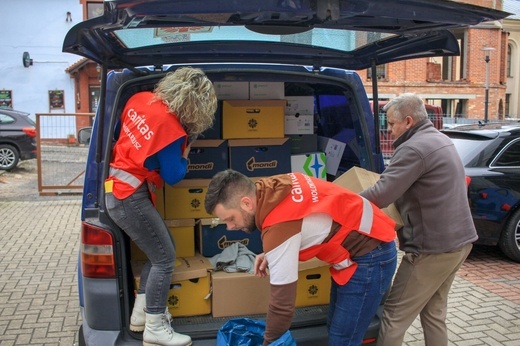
[0,0,83,120]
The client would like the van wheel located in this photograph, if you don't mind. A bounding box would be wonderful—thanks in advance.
[77,325,86,346]
[0,144,19,170]
[498,209,520,263]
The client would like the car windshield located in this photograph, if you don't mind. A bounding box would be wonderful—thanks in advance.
[114,26,394,51]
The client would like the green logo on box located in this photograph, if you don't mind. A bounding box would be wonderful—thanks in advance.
[303,153,326,179]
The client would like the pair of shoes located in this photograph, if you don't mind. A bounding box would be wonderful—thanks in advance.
[143,312,192,346]
[129,294,191,346]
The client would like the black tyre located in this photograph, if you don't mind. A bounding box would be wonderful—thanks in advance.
[498,209,520,262]
[78,325,86,346]
[0,144,20,170]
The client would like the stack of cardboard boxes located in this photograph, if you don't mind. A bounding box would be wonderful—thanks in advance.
[131,81,334,319]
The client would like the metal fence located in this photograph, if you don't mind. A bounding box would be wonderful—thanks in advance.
[35,113,94,196]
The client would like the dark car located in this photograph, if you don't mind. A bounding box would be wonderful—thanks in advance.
[442,123,520,262]
[0,108,37,170]
[62,1,508,345]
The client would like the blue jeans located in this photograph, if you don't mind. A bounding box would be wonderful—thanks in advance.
[328,240,397,346]
[105,183,175,314]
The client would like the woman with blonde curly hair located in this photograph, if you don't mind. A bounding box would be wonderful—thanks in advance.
[104,67,217,346]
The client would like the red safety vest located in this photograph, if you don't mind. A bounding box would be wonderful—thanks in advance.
[262,172,395,285]
[106,92,187,203]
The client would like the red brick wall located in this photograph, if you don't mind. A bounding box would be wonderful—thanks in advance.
[362,1,507,121]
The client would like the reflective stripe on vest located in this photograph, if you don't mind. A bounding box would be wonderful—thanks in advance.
[359,197,374,235]
[109,167,142,189]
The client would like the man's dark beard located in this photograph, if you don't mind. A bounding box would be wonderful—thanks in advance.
[242,209,257,234]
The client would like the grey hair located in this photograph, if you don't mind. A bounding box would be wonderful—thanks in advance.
[382,93,428,122]
[204,170,256,214]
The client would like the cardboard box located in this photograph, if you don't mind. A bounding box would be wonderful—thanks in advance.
[285,96,315,115]
[318,136,346,176]
[284,114,314,135]
[210,258,330,317]
[211,271,270,317]
[197,218,263,257]
[131,219,196,260]
[222,100,286,139]
[133,254,213,317]
[200,101,222,139]
[288,134,318,154]
[296,258,331,307]
[333,166,404,230]
[249,82,285,100]
[185,139,228,179]
[229,138,291,177]
[290,152,327,180]
[164,179,213,219]
[213,81,249,100]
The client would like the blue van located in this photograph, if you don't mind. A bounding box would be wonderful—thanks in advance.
[63,1,508,345]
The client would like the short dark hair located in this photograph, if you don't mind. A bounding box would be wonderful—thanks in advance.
[204,169,256,214]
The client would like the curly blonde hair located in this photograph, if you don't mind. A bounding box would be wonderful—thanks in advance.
[154,67,217,139]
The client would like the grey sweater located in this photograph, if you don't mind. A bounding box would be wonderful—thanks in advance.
[360,120,477,253]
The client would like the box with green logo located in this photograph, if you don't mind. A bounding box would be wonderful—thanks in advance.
[290,152,327,180]
[228,138,291,177]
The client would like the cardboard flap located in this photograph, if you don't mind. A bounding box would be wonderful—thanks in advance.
[172,179,211,188]
[164,219,196,227]
[228,138,289,147]
[298,257,329,271]
[191,139,226,148]
[224,99,286,108]
[171,255,213,281]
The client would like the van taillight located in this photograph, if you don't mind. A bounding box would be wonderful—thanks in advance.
[81,222,115,278]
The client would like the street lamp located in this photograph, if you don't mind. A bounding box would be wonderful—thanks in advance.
[482,47,495,123]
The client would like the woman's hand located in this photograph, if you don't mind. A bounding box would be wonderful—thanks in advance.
[254,253,269,277]
[182,143,192,159]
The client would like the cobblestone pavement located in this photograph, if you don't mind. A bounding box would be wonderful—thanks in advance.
[0,198,519,345]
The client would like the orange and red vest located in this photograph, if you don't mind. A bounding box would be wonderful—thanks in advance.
[262,172,396,285]
[106,92,187,203]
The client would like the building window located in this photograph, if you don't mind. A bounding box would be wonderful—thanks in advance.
[505,94,510,117]
[438,29,466,81]
[367,64,387,80]
[507,44,512,77]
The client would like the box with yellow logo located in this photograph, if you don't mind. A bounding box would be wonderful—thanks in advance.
[222,100,286,139]
[130,219,196,260]
[296,258,331,307]
[133,254,213,317]
[228,138,291,177]
[164,179,213,219]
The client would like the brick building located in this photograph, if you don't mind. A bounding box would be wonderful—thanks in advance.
[362,0,515,121]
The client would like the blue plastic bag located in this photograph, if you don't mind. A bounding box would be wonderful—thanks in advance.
[216,318,297,346]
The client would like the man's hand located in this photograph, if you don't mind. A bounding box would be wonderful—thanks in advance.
[254,253,269,277]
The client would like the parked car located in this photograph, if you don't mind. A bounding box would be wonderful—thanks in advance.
[62,1,508,345]
[0,108,36,170]
[442,123,520,262]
